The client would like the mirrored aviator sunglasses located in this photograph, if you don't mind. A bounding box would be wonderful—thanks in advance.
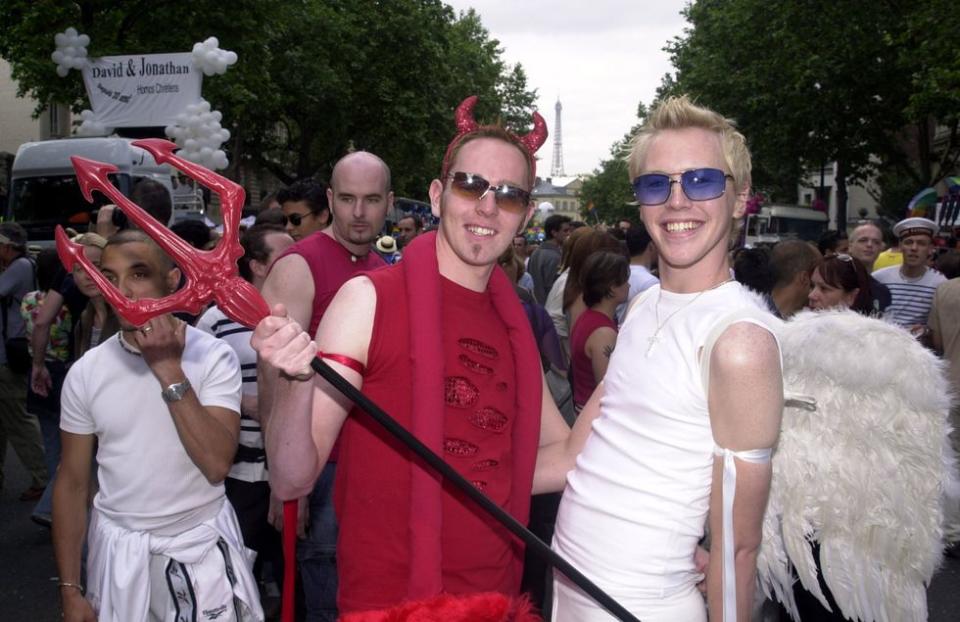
[449,172,531,214]
[632,168,733,206]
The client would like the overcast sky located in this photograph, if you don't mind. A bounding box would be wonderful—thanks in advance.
[445,0,690,177]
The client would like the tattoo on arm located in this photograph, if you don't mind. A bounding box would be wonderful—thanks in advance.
[603,344,614,359]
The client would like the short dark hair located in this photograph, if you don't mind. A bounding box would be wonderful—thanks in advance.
[625,223,653,257]
[936,249,960,280]
[130,179,173,226]
[544,214,572,238]
[239,224,287,282]
[170,219,212,250]
[277,180,329,216]
[580,251,630,307]
[817,229,848,255]
[733,247,774,293]
[564,231,624,310]
[398,214,422,231]
[770,240,821,289]
[254,207,286,227]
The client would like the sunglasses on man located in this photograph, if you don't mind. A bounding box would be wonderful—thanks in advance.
[448,172,531,214]
[283,212,312,227]
[632,168,734,206]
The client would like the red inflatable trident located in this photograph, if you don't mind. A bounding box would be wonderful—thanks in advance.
[54,138,297,621]
[55,138,270,328]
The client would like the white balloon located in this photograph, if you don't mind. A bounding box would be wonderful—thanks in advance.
[78,34,90,46]
[211,111,222,122]
[55,33,67,47]
[224,51,238,65]
[65,27,78,37]
[200,146,213,157]
[199,100,211,113]
[219,129,231,142]
[185,103,199,115]
[56,65,69,77]
[206,36,219,48]
[76,47,88,57]
[184,139,199,151]
[51,51,64,63]
[81,109,94,120]
[64,46,76,57]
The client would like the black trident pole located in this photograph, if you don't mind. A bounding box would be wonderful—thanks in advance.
[308,356,640,622]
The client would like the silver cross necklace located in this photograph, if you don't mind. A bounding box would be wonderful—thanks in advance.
[646,279,733,357]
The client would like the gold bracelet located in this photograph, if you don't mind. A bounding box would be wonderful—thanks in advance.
[58,581,85,594]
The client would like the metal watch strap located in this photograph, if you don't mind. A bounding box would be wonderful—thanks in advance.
[161,378,191,403]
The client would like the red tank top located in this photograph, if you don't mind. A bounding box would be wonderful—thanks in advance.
[279,231,386,337]
[277,232,385,462]
[570,308,617,408]
[335,265,522,613]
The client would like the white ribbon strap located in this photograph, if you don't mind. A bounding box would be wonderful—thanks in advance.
[713,445,771,622]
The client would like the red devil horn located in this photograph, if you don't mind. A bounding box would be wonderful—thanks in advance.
[520,109,548,154]
[454,96,480,134]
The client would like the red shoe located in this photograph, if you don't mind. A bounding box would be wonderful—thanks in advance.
[19,486,44,501]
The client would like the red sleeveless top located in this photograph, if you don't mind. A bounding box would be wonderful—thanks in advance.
[334,265,525,613]
[279,231,385,337]
[570,308,617,408]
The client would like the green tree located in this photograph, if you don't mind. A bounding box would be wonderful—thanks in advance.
[662,0,921,226]
[0,1,537,198]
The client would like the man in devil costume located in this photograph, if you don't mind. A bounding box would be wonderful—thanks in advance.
[253,97,572,614]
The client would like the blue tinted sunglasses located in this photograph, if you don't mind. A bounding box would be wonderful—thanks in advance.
[632,168,734,206]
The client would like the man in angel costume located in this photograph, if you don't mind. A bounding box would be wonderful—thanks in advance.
[252,97,573,614]
[535,95,784,621]
[54,230,263,622]
[757,308,960,622]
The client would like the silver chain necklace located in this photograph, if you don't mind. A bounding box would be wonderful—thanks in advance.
[646,279,733,357]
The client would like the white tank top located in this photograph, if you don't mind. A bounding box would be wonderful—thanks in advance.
[553,281,776,597]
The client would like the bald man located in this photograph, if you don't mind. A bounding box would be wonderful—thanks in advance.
[259,151,392,620]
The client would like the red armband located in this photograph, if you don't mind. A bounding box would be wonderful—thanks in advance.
[318,351,365,375]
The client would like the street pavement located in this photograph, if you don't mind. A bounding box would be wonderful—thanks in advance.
[2,450,959,621]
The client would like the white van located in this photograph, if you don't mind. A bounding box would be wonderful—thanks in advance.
[6,137,176,244]
[744,205,829,247]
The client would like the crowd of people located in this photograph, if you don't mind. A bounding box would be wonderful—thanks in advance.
[0,94,956,622]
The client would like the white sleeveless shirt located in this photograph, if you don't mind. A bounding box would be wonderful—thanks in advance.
[553,281,778,599]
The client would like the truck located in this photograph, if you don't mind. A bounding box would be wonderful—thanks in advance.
[743,205,829,247]
[5,137,178,245]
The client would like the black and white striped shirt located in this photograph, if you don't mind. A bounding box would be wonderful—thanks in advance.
[196,305,266,483]
[872,266,947,327]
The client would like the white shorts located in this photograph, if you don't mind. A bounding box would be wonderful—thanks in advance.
[551,571,707,622]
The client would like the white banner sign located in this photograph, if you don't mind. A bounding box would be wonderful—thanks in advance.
[81,52,202,127]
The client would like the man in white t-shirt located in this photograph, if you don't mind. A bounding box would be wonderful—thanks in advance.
[53,230,263,622]
[872,217,946,334]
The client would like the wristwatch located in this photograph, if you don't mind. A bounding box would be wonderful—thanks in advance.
[161,378,192,403]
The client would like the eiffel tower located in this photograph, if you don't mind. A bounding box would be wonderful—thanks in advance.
[551,98,565,178]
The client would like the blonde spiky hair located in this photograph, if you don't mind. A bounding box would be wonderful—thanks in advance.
[627,95,752,194]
